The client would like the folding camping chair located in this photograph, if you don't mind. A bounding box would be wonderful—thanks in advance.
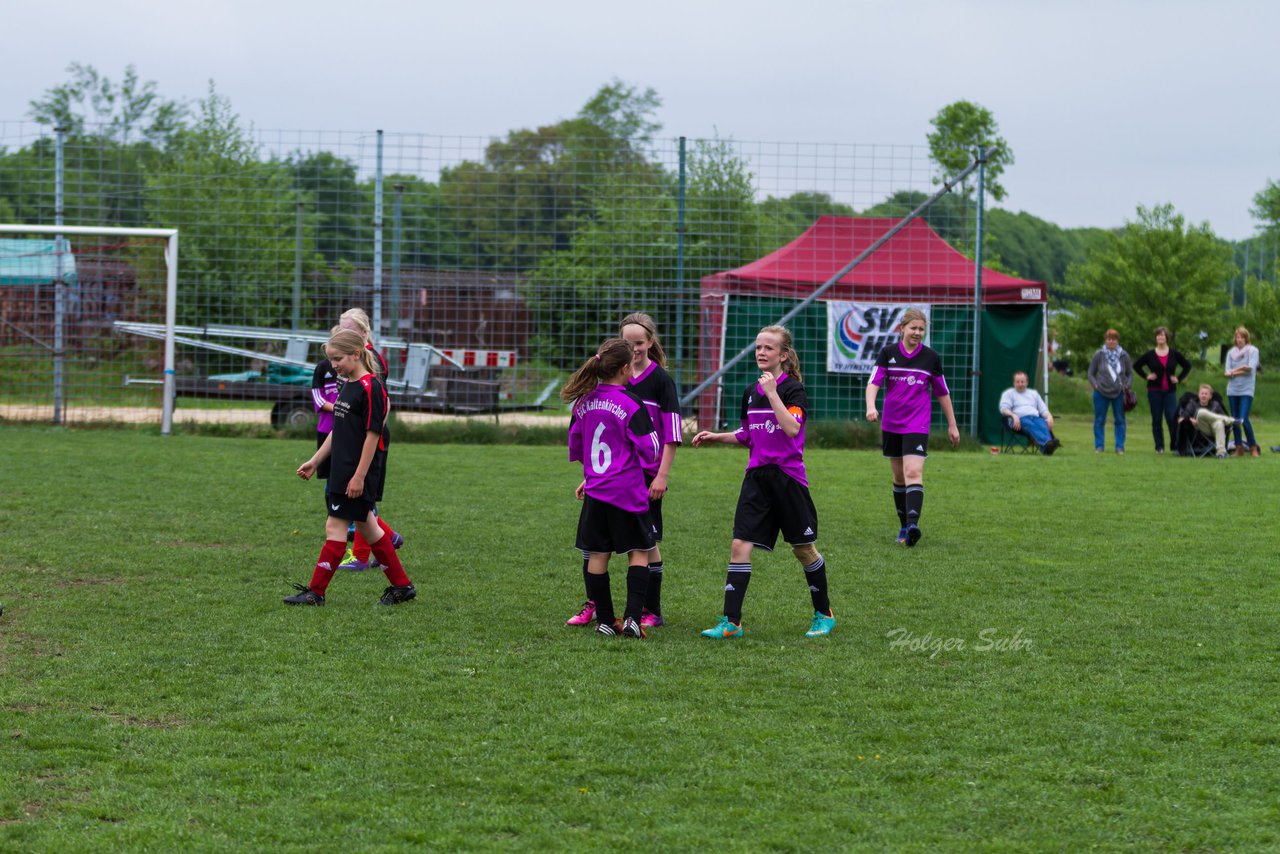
[1176,418,1218,458]
[1001,417,1040,454]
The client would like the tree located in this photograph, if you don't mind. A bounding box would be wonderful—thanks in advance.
[525,137,762,367]
[927,101,1014,245]
[288,151,364,265]
[984,209,1110,286]
[440,80,664,272]
[1251,179,1280,238]
[860,189,968,244]
[927,101,1014,201]
[758,192,855,248]
[146,85,312,331]
[28,63,187,146]
[1057,204,1236,369]
[577,79,662,152]
[1232,276,1280,361]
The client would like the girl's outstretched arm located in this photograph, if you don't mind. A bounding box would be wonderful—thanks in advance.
[298,433,334,479]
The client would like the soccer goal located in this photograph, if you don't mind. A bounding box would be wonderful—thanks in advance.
[0,224,179,434]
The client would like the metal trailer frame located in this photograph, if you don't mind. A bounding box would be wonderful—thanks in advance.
[110,321,524,424]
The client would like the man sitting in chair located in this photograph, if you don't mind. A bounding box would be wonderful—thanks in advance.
[1177,383,1238,459]
[998,371,1060,455]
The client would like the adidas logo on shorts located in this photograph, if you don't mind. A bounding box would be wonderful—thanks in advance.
[804,527,814,536]
[916,445,924,452]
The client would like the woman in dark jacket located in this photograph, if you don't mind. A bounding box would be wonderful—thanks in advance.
[1133,326,1192,454]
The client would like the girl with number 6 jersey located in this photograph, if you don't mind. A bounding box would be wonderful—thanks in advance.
[562,338,661,639]
[566,313,683,630]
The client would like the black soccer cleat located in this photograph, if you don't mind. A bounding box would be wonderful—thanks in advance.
[283,583,325,606]
[621,616,647,640]
[377,584,416,606]
[905,524,922,548]
[595,619,623,637]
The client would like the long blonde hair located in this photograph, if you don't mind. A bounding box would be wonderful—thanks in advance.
[339,308,372,340]
[619,312,667,369]
[759,325,802,383]
[561,338,632,403]
[327,328,379,376]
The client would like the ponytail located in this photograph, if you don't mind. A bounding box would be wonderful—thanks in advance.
[327,328,379,376]
[561,338,632,403]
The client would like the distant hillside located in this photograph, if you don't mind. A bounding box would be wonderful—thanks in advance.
[985,209,1111,287]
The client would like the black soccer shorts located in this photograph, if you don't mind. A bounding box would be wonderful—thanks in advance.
[881,431,930,459]
[731,464,818,551]
[576,495,657,555]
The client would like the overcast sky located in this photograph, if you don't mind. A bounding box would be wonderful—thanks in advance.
[3,0,1277,240]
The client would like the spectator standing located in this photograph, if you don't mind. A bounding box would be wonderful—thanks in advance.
[1225,326,1261,457]
[1133,326,1191,455]
[1087,329,1133,454]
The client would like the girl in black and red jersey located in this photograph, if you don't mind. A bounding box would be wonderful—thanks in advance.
[334,308,405,570]
[288,329,415,606]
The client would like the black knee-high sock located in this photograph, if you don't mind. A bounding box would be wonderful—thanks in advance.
[625,564,649,621]
[581,550,591,600]
[893,484,908,526]
[586,571,614,625]
[645,561,663,614]
[723,563,751,623]
[803,555,830,616]
[905,484,924,526]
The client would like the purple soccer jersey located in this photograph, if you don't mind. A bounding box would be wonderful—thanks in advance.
[627,361,683,475]
[870,341,950,434]
[311,359,340,434]
[569,384,660,513]
[733,373,809,487]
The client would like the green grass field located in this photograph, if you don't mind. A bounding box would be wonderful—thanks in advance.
[2,417,1277,851]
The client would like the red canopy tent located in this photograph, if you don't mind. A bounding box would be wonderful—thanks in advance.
[698,215,1046,427]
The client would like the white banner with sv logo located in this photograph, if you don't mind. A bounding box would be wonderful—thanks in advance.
[826,302,931,374]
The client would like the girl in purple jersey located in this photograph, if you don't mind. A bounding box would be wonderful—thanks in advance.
[565,313,683,629]
[563,338,662,639]
[310,353,340,481]
[691,326,835,640]
[864,308,960,548]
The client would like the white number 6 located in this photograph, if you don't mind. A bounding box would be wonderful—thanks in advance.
[590,423,613,474]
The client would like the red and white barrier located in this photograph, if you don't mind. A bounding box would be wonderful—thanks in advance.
[438,348,517,368]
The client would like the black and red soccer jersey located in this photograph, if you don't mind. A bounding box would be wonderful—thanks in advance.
[366,343,389,377]
[627,361,683,475]
[328,373,390,502]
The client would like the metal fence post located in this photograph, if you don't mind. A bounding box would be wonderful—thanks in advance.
[372,129,384,341]
[54,126,66,426]
[675,136,687,391]
[292,201,304,330]
[392,181,404,352]
[970,145,987,438]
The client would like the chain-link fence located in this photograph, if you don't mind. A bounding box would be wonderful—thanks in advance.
[0,120,1044,436]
